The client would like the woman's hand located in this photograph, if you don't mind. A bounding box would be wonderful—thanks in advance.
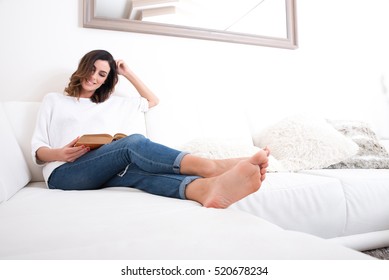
[115,59,160,109]
[36,137,90,163]
[116,59,130,76]
[60,137,90,162]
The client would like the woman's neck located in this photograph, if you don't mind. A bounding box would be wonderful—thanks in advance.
[79,90,94,98]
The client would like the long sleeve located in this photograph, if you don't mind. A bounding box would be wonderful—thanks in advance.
[31,94,53,165]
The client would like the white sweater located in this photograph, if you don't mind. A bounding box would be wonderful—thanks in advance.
[31,92,149,183]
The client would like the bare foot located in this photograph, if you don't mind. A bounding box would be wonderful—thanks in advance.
[180,155,242,178]
[259,147,270,181]
[185,151,268,208]
[211,147,270,179]
[180,147,270,178]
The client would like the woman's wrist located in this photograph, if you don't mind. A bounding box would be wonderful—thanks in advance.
[123,70,135,81]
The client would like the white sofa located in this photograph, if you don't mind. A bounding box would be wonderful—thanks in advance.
[0,98,387,260]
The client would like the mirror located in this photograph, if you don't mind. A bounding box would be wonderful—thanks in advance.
[83,0,297,49]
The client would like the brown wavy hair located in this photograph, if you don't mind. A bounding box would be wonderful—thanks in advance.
[65,50,118,103]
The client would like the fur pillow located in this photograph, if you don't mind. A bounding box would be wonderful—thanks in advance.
[326,120,389,169]
[253,115,359,171]
[176,138,285,172]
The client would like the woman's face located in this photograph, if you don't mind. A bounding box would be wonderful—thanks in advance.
[80,59,111,97]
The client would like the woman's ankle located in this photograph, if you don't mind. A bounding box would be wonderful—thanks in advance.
[180,155,215,177]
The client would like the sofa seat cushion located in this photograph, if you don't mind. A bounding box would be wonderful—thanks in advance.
[231,169,389,242]
[0,182,371,260]
[230,172,347,239]
[0,103,31,202]
[300,169,389,236]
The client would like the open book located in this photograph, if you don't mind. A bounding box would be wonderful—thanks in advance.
[74,133,127,150]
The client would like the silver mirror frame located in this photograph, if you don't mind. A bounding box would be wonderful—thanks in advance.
[83,0,298,49]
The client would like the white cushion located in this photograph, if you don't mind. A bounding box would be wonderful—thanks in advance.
[230,172,346,239]
[0,103,31,202]
[381,140,389,152]
[254,115,359,171]
[327,120,389,169]
[0,183,371,259]
[301,169,389,237]
[177,138,284,172]
[178,138,259,158]
[3,102,43,182]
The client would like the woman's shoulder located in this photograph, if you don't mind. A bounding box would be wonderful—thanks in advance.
[42,92,67,102]
[40,92,77,109]
[43,92,79,103]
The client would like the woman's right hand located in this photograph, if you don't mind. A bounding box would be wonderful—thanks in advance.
[36,137,90,163]
[60,137,90,162]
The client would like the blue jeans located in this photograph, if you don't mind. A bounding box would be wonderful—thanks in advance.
[48,134,200,199]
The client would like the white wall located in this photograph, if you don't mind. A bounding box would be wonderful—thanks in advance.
[1,0,389,137]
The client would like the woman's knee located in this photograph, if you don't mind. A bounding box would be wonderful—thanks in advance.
[123,134,148,146]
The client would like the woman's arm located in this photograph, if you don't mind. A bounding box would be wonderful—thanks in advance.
[116,60,160,109]
[36,137,90,163]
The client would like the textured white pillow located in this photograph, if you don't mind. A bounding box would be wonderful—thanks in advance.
[0,104,31,202]
[253,115,359,171]
[177,138,284,172]
[327,120,389,169]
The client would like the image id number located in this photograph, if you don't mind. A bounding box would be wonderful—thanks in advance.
[214,266,268,276]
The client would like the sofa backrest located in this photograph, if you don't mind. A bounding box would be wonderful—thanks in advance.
[145,98,254,149]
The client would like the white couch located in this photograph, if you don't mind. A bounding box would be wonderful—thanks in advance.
[0,98,387,260]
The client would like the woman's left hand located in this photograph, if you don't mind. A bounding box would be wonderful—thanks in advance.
[116,59,130,76]
[115,59,160,108]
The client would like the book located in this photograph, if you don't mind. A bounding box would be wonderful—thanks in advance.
[74,133,127,150]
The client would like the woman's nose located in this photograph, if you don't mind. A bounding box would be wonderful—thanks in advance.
[91,73,98,82]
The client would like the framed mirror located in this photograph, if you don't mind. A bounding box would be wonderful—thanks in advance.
[83,0,297,49]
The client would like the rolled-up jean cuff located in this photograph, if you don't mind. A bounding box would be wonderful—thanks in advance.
[179,176,201,199]
[173,151,189,174]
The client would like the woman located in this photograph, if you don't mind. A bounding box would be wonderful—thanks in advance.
[31,50,269,208]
